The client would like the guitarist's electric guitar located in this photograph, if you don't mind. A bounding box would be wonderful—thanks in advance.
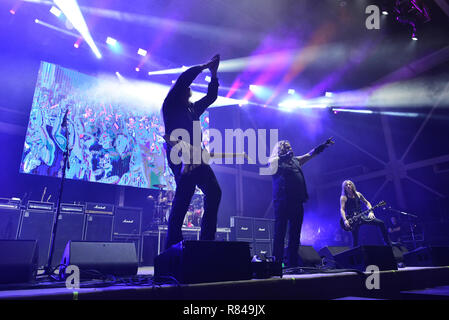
[163,134,251,175]
[340,200,386,231]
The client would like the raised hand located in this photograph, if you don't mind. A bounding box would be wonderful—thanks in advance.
[204,54,220,77]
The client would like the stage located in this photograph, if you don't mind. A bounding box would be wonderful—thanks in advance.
[1,265,449,301]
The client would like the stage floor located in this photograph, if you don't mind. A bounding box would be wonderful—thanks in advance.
[1,265,449,301]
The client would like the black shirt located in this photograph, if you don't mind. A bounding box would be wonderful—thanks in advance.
[345,195,362,218]
[162,66,218,174]
[272,156,308,202]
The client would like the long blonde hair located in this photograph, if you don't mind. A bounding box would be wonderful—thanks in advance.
[341,180,357,197]
[268,140,290,163]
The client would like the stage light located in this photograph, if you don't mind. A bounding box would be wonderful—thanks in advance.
[74,43,79,48]
[205,76,211,83]
[9,9,16,15]
[53,0,102,59]
[135,67,140,72]
[382,11,389,15]
[412,33,418,41]
[35,18,39,23]
[106,37,117,46]
[288,89,295,95]
[238,100,248,107]
[137,48,147,56]
[50,6,62,17]
[331,108,373,114]
[249,84,259,92]
[325,92,333,97]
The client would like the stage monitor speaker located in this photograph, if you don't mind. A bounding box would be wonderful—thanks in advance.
[113,206,142,236]
[403,246,449,267]
[113,235,142,265]
[61,241,138,278]
[50,211,85,267]
[318,246,350,267]
[0,240,38,284]
[18,209,55,268]
[334,245,398,272]
[297,245,322,267]
[230,216,254,240]
[84,213,113,241]
[0,207,21,240]
[154,240,252,284]
[392,244,408,264]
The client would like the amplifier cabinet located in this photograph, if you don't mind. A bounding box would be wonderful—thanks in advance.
[0,207,22,240]
[18,209,55,268]
[50,211,85,267]
[253,240,272,258]
[84,213,113,242]
[113,206,142,236]
[230,216,254,240]
[253,218,273,240]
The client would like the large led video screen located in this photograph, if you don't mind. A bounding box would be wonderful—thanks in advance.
[20,61,209,190]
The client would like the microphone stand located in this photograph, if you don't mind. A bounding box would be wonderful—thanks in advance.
[386,206,419,249]
[45,109,70,275]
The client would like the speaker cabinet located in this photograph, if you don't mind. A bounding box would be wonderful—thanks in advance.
[334,245,398,272]
[297,245,322,267]
[0,208,21,240]
[254,240,272,258]
[392,244,409,264]
[84,213,113,241]
[154,240,252,284]
[0,240,39,284]
[18,210,55,268]
[50,212,85,267]
[141,231,159,266]
[403,246,449,267]
[113,235,142,265]
[61,241,138,278]
[318,246,350,265]
[230,216,254,240]
[253,219,273,240]
[113,206,142,236]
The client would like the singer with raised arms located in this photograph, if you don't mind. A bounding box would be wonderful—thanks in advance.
[161,54,221,250]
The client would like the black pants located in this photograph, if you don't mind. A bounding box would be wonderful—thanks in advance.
[272,199,304,267]
[165,164,221,249]
[351,218,391,247]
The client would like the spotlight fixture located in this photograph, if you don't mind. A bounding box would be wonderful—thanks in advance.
[137,48,147,56]
[50,6,62,17]
[106,37,117,46]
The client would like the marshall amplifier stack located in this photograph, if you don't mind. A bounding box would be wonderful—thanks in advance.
[50,203,86,267]
[230,216,275,258]
[84,202,114,242]
[18,201,56,268]
[0,198,22,240]
[112,206,143,265]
